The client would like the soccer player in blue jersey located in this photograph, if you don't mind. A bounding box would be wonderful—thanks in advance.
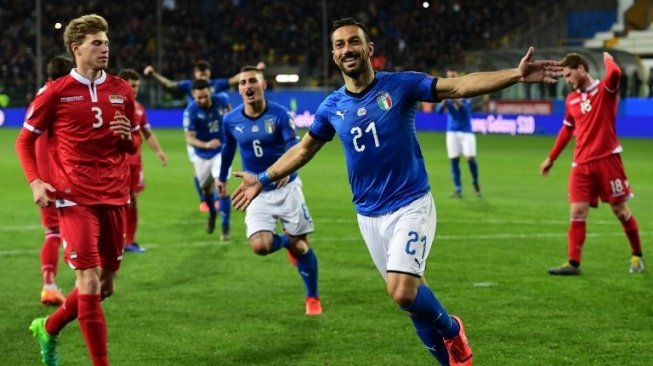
[217,66,322,315]
[436,68,480,198]
[145,60,265,213]
[231,18,562,366]
[183,79,232,239]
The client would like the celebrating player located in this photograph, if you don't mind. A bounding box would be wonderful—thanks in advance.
[217,66,321,315]
[230,18,562,366]
[183,79,232,239]
[541,52,644,275]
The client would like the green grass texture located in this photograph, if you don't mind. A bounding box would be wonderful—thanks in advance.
[1,128,651,365]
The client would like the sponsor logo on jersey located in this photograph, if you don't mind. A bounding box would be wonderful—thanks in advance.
[335,110,346,119]
[235,125,245,133]
[376,91,393,110]
[109,93,124,104]
[264,119,275,134]
[357,107,367,116]
[60,95,84,103]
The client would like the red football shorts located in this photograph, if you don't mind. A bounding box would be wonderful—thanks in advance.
[40,206,59,229]
[569,154,632,207]
[129,163,145,194]
[58,204,127,271]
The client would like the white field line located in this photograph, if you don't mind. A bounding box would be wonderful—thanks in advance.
[1,231,649,256]
[0,217,622,233]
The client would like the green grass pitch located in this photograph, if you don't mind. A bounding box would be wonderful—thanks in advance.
[1,128,651,365]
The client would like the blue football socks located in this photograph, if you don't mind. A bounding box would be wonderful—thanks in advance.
[450,158,462,193]
[403,284,459,339]
[296,247,319,298]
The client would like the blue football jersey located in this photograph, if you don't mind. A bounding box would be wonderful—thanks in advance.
[183,92,231,159]
[220,101,300,190]
[436,98,473,132]
[309,71,439,215]
[177,78,230,104]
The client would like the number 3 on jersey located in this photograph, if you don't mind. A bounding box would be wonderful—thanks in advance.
[351,121,380,152]
[91,106,103,128]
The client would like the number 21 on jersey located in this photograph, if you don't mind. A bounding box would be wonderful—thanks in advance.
[351,121,380,152]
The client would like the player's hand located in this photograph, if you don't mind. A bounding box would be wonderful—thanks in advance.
[275,175,290,189]
[216,180,228,197]
[205,139,221,149]
[603,52,614,62]
[157,150,168,166]
[110,112,132,141]
[30,179,56,207]
[539,157,554,176]
[143,65,155,76]
[518,47,563,84]
[231,171,264,211]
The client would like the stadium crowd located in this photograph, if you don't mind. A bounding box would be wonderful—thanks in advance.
[2,0,562,106]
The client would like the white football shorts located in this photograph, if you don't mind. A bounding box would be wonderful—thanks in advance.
[446,131,477,159]
[191,153,225,189]
[357,192,436,279]
[245,178,314,238]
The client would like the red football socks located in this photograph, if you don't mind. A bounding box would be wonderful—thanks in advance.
[78,293,109,366]
[568,219,586,264]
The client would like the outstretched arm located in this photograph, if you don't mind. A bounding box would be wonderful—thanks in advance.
[231,133,326,210]
[143,65,179,90]
[436,47,562,99]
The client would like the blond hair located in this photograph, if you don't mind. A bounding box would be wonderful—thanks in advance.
[63,14,108,57]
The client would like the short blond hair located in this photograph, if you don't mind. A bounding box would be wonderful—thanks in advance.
[63,14,108,57]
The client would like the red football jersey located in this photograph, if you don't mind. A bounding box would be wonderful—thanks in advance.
[21,69,141,206]
[127,100,150,166]
[564,58,622,165]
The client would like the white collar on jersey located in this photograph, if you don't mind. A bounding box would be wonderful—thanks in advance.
[577,79,599,93]
[70,69,107,85]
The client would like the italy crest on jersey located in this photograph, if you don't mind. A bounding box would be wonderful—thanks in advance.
[376,91,393,110]
[264,119,275,134]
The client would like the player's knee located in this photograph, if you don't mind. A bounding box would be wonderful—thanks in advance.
[387,286,417,307]
[250,240,272,256]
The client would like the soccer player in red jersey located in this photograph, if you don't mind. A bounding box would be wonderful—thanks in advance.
[118,69,168,253]
[541,52,644,275]
[16,14,142,366]
[35,55,74,306]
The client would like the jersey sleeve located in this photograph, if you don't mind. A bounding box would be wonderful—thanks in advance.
[23,83,56,134]
[183,106,195,132]
[211,79,230,93]
[16,83,56,183]
[280,110,300,149]
[215,92,231,108]
[177,79,192,94]
[603,56,621,93]
[402,71,439,103]
[308,102,336,141]
[563,100,575,128]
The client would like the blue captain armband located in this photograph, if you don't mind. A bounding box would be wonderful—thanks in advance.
[256,171,272,186]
